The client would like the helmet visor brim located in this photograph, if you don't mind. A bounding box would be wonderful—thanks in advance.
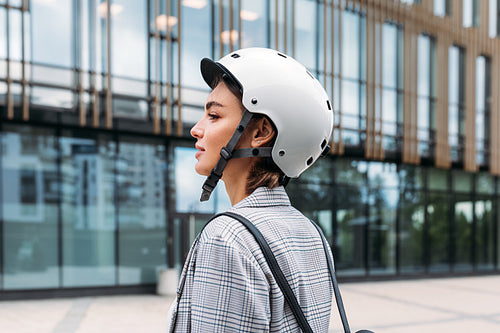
[200,58,243,93]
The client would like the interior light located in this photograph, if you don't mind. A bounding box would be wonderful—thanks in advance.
[221,30,239,45]
[182,0,207,9]
[240,10,259,21]
[98,3,124,18]
[156,15,178,31]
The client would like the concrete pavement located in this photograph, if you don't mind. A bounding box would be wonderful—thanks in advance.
[0,275,499,333]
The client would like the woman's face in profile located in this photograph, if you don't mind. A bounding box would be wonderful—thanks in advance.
[190,81,244,176]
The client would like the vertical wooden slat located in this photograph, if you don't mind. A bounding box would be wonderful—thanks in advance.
[176,0,182,136]
[330,0,336,153]
[6,4,14,120]
[153,0,161,134]
[238,0,242,50]
[403,20,419,165]
[21,1,28,121]
[291,0,295,56]
[284,0,288,53]
[490,40,500,174]
[105,0,112,129]
[275,0,279,50]
[165,0,173,135]
[336,0,344,155]
[435,35,451,168]
[365,5,375,159]
[229,0,234,53]
[464,31,477,172]
[219,0,224,58]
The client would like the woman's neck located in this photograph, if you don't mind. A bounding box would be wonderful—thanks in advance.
[222,159,253,205]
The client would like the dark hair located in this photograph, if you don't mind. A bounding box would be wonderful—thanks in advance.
[212,74,282,195]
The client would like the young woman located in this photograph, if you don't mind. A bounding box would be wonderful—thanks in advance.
[168,47,335,332]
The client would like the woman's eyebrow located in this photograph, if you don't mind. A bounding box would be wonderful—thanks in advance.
[205,101,224,110]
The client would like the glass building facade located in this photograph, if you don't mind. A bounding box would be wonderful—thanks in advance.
[1,0,500,297]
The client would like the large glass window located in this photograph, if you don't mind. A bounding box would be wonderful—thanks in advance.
[174,146,230,214]
[2,125,59,289]
[60,132,116,287]
[382,22,403,153]
[31,0,71,67]
[417,34,436,158]
[448,46,465,163]
[294,0,316,69]
[341,10,366,148]
[453,170,474,272]
[463,0,480,28]
[399,165,425,273]
[475,56,491,167]
[181,0,210,89]
[475,173,495,271]
[334,159,368,276]
[117,137,167,284]
[434,0,451,17]
[241,0,267,48]
[368,163,397,275]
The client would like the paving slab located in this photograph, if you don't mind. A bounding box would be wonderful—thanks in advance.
[0,275,499,333]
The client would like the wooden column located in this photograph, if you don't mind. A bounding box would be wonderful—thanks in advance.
[490,40,500,175]
[403,21,419,165]
[435,35,451,168]
[464,33,478,172]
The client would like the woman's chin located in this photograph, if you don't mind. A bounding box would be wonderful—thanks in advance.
[194,163,211,176]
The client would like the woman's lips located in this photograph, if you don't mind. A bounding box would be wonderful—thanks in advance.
[195,144,205,159]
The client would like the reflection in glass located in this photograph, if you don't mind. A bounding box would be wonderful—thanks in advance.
[399,190,425,273]
[240,0,268,48]
[31,87,74,109]
[60,133,116,287]
[342,11,360,79]
[369,188,397,275]
[2,125,59,289]
[174,146,230,214]
[8,9,22,61]
[294,0,316,69]
[288,182,333,250]
[181,0,211,89]
[454,197,473,272]
[475,56,491,166]
[31,0,71,67]
[112,0,147,80]
[0,9,6,59]
[335,184,367,276]
[117,138,167,284]
[428,193,450,273]
[475,200,494,271]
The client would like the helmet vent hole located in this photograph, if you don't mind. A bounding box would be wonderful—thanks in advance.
[307,157,314,166]
[277,52,287,58]
[321,139,327,149]
[279,150,286,157]
[231,53,240,58]
[326,100,331,110]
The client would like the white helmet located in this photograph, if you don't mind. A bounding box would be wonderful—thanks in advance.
[199,47,333,201]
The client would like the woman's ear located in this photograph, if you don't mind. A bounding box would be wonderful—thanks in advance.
[251,117,275,147]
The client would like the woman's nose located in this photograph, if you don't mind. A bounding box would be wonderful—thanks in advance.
[190,122,203,139]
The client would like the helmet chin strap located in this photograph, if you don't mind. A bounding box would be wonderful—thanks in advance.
[200,110,273,202]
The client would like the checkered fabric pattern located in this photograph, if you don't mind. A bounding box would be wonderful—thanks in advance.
[168,186,334,332]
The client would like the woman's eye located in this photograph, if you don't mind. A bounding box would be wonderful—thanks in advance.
[208,113,220,120]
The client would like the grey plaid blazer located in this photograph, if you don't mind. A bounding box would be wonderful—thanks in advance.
[168,186,334,332]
